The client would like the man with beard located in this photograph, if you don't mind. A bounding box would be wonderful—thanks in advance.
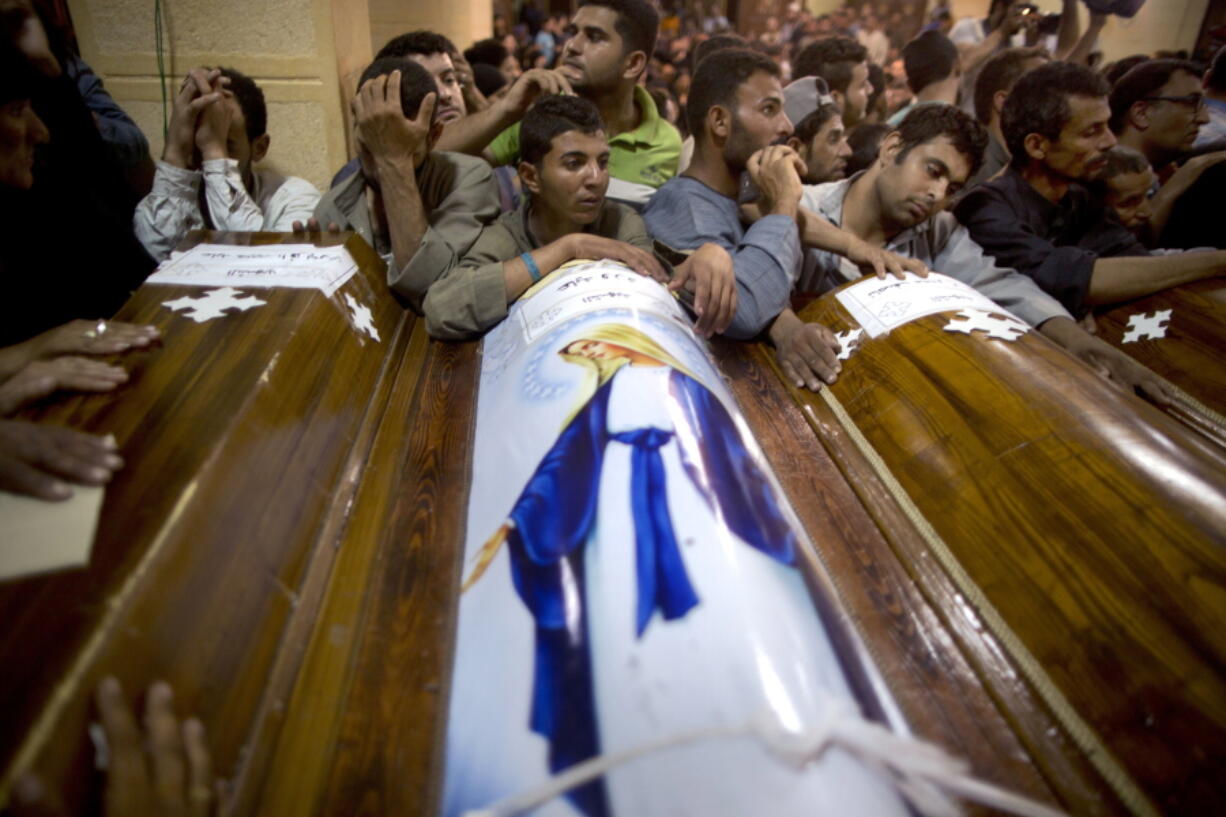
[792,36,874,130]
[375,31,470,126]
[804,103,1175,404]
[310,58,500,307]
[645,48,923,391]
[782,76,852,185]
[956,61,1225,317]
[480,0,681,207]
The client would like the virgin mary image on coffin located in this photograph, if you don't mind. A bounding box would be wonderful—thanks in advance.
[462,323,803,817]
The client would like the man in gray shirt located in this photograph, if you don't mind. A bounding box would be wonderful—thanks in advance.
[802,103,1174,402]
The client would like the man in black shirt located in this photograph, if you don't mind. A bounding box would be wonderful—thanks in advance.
[955,61,1225,316]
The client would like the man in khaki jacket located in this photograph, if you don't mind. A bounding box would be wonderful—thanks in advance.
[424,95,733,340]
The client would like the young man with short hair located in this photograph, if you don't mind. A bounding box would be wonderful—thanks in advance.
[806,103,1173,402]
[424,95,733,339]
[133,67,320,261]
[964,45,1048,188]
[311,58,500,307]
[470,0,681,207]
[956,61,1226,317]
[887,30,960,126]
[792,36,874,128]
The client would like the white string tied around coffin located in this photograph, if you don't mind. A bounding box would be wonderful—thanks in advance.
[460,698,1068,817]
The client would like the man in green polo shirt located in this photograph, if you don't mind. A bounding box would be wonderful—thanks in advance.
[488,0,681,208]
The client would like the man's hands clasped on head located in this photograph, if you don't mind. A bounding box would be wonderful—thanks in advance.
[162,69,229,170]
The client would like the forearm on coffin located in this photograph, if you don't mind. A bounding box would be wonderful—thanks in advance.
[714,337,1126,817]
[0,231,406,809]
[1093,279,1226,445]
[774,287,1226,817]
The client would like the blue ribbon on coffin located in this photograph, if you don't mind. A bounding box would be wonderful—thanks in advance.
[504,369,799,817]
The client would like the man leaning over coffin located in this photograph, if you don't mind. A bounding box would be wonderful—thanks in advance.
[423,94,736,340]
[308,58,501,309]
[789,101,1176,403]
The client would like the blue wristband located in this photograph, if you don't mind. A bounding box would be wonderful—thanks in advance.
[520,252,542,283]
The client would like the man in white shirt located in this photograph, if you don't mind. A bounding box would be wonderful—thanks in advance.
[134,67,320,261]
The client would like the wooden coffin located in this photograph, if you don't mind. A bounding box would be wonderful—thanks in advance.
[755,281,1226,817]
[0,231,409,809]
[5,236,1221,817]
[1093,279,1226,447]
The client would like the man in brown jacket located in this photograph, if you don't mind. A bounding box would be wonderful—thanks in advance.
[310,57,501,309]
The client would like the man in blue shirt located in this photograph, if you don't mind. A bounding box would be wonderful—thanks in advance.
[646,48,922,391]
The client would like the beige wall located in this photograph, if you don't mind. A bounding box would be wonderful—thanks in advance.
[368,0,492,57]
[947,0,1209,63]
[68,0,359,191]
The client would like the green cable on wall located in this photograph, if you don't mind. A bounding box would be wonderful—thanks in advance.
[154,0,167,140]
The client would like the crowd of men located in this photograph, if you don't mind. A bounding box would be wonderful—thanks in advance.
[1,0,1226,807]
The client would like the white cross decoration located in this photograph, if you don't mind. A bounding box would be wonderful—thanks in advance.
[943,309,1029,341]
[344,294,380,343]
[161,287,266,323]
[1121,309,1172,343]
[834,327,864,361]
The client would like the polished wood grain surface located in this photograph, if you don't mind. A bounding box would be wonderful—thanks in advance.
[8,232,1222,817]
[0,231,405,810]
[251,323,478,816]
[781,290,1226,816]
[1094,279,1226,443]
[715,337,1128,816]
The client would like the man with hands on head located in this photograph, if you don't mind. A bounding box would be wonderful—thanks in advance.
[646,48,926,392]
[132,67,320,262]
[309,58,500,307]
[425,95,734,340]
